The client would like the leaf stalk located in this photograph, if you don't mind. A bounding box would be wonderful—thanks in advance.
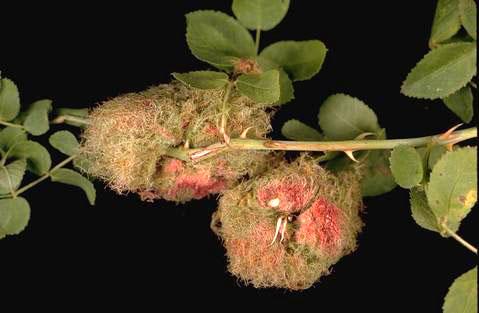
[13,155,76,197]
[0,120,24,129]
[51,115,90,126]
[442,223,478,255]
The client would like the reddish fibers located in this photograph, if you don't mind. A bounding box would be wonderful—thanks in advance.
[257,179,315,213]
[166,169,227,200]
[163,159,184,174]
[138,189,160,202]
[204,123,219,135]
[295,198,342,253]
[228,222,285,267]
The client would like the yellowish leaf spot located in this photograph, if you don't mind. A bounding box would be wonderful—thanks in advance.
[461,189,477,208]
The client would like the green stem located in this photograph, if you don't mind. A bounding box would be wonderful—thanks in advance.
[14,155,76,196]
[0,120,24,129]
[219,81,234,137]
[51,115,90,126]
[255,28,261,55]
[182,127,477,162]
[165,147,190,161]
[228,127,476,151]
[442,223,478,255]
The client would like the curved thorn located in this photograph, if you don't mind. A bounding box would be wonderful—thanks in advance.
[355,132,376,140]
[345,150,359,162]
[440,123,463,140]
[279,218,288,243]
[223,132,231,145]
[270,217,283,246]
[240,127,253,139]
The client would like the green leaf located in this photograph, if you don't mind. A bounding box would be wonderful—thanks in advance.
[9,141,51,175]
[186,10,255,70]
[443,85,474,123]
[236,69,280,104]
[0,197,31,237]
[232,0,290,31]
[358,130,396,197]
[410,187,440,232]
[426,147,477,232]
[0,127,28,152]
[428,145,448,169]
[429,0,462,47]
[281,119,322,141]
[360,150,397,197]
[49,131,80,156]
[276,68,294,105]
[443,267,477,313]
[256,57,294,105]
[56,107,89,128]
[0,78,21,122]
[260,40,327,81]
[459,0,477,40]
[0,159,26,195]
[318,94,380,140]
[23,99,53,136]
[50,168,96,205]
[416,147,430,177]
[57,107,88,117]
[390,145,424,189]
[401,42,476,99]
[172,71,229,90]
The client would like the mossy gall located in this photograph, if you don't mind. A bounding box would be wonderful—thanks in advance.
[79,81,274,201]
[212,155,363,290]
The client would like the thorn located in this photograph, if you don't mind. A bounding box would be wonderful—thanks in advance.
[355,132,376,140]
[439,124,463,151]
[183,139,190,149]
[345,150,359,162]
[240,127,253,139]
[439,124,463,140]
[219,124,231,145]
[270,217,283,246]
[279,218,287,243]
[223,132,231,145]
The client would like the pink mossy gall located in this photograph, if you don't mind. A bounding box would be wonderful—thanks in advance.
[78,81,275,201]
[256,174,317,214]
[138,151,280,203]
[212,155,363,290]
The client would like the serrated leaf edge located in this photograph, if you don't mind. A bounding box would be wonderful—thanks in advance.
[185,10,254,70]
[401,43,477,99]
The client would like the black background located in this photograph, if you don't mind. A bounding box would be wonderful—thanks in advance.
[1,0,477,310]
